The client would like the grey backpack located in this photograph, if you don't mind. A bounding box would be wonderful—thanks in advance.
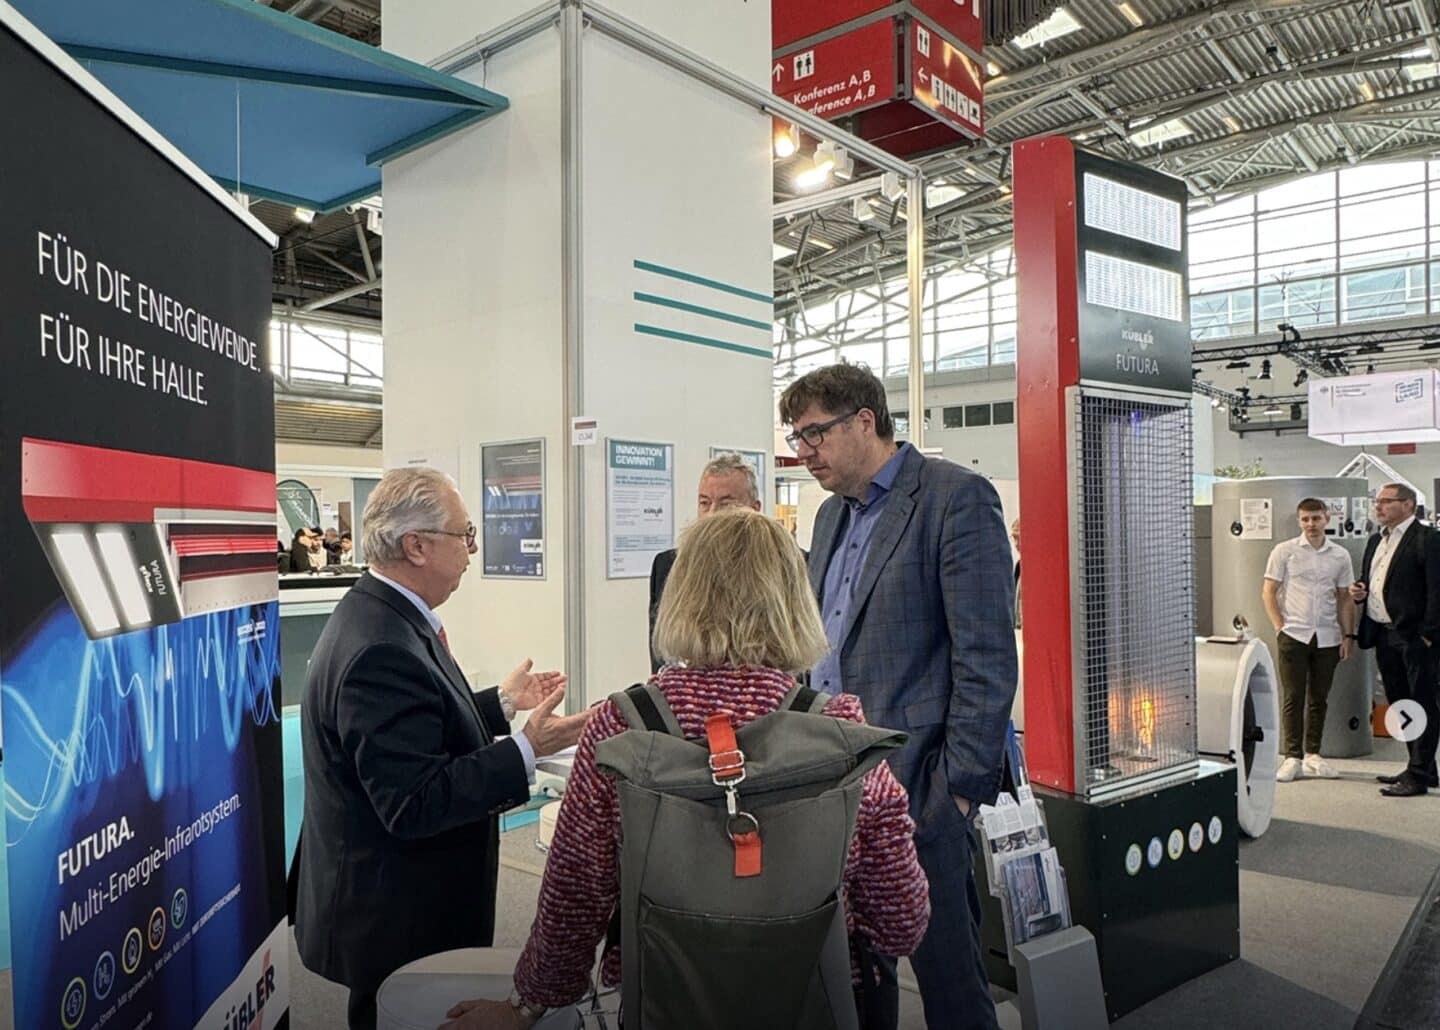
[593,682,907,1030]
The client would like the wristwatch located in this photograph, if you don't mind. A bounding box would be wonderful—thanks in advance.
[507,988,545,1025]
[1345,633,1358,640]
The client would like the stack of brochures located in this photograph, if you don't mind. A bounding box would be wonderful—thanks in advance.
[976,728,1073,956]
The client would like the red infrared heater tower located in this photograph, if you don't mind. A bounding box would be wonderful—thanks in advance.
[21,437,278,639]
[996,137,1240,1019]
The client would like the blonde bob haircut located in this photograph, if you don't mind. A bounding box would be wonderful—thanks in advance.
[654,508,829,673]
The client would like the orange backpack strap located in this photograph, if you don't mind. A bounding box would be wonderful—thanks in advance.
[705,712,761,878]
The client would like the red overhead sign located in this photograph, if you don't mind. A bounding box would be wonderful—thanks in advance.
[773,0,890,50]
[912,0,984,57]
[909,18,984,139]
[772,19,898,121]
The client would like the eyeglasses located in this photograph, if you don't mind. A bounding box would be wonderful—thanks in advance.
[785,410,858,451]
[418,522,477,547]
[1375,497,1406,506]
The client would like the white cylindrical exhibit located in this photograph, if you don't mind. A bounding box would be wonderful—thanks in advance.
[1196,636,1280,838]
[377,948,586,1030]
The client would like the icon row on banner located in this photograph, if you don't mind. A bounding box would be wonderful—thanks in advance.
[1124,816,1223,876]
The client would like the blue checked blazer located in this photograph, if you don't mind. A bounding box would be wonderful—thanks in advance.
[808,446,1017,841]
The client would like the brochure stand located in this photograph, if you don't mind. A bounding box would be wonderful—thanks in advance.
[975,728,1106,1030]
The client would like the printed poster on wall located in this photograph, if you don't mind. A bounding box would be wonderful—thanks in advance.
[607,440,674,579]
[709,445,768,508]
[481,439,545,579]
[0,18,288,1030]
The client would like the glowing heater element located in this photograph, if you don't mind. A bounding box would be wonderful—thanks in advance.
[52,530,121,634]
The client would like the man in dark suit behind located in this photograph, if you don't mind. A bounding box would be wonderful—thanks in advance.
[647,452,762,672]
[1350,482,1440,796]
[295,467,589,1028]
[780,364,1016,1030]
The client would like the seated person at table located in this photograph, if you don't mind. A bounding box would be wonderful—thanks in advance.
[441,507,930,1030]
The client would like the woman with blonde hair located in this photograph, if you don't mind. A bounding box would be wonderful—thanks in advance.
[442,507,929,1029]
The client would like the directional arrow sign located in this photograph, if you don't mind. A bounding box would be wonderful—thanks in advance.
[772,63,783,82]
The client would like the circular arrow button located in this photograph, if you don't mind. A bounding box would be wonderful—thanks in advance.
[1385,700,1428,744]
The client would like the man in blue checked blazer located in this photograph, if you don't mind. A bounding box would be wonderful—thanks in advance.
[781,364,1017,1030]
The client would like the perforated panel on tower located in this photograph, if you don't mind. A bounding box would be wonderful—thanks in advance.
[1070,387,1198,798]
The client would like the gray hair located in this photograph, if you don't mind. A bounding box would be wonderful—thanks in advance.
[701,453,759,504]
[362,467,455,564]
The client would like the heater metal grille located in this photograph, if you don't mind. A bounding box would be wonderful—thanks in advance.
[1070,387,1197,798]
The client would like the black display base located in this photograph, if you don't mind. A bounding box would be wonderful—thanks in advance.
[979,765,1240,1021]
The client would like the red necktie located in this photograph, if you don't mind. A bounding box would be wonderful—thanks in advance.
[438,626,451,653]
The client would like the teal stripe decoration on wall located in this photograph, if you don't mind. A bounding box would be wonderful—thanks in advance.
[633,324,771,359]
[634,292,772,332]
[632,258,773,360]
[633,260,772,306]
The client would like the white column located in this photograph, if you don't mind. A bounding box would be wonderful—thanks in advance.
[383,1,775,702]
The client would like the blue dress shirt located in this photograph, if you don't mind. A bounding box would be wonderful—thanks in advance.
[812,444,911,694]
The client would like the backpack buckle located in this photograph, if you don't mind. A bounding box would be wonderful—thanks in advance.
[709,749,746,785]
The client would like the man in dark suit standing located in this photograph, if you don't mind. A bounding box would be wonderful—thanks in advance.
[295,467,589,1028]
[1350,482,1440,796]
[780,364,1016,1030]
[647,452,761,672]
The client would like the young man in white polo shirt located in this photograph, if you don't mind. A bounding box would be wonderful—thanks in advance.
[1263,497,1357,781]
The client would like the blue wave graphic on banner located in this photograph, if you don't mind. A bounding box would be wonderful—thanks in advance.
[4,603,280,843]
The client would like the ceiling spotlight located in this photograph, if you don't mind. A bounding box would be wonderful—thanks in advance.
[773,121,798,159]
[815,140,854,181]
[1293,369,1308,387]
[294,207,316,224]
[986,60,1002,77]
[1290,403,1304,421]
[795,152,835,190]
[1211,397,1221,408]
[852,196,879,223]
[1225,359,1251,370]
[1257,359,1272,380]
[1116,1,1144,27]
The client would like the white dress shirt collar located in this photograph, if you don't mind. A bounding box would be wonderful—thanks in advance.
[368,568,443,634]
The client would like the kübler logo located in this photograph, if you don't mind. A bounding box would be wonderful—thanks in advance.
[1121,328,1154,350]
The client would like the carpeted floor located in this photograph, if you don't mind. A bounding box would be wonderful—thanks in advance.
[281,737,1439,1030]
[1,738,1432,1028]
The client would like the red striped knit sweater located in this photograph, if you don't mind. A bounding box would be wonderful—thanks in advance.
[512,664,931,1007]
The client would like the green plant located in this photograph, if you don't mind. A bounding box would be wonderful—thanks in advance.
[1214,460,1266,480]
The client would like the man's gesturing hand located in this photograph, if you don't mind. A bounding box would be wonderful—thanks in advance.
[500,658,567,711]
[520,685,590,757]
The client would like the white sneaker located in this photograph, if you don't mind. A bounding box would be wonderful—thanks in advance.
[1277,757,1303,782]
[1303,753,1339,779]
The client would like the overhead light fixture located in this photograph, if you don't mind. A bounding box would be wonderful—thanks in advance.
[1403,61,1440,82]
[1358,80,1376,102]
[1116,2,1144,27]
[294,207,316,224]
[1013,7,1083,49]
[1225,359,1251,370]
[773,121,799,159]
[772,242,796,262]
[1293,369,1308,387]
[1128,117,1193,146]
[852,197,879,223]
[794,153,834,190]
[1290,403,1304,421]
[1257,358,1272,380]
[1000,182,1012,196]
[986,60,1002,77]
[1222,115,1241,134]
[815,140,854,181]
[1263,402,1282,416]
[791,230,834,251]
[1210,397,1221,408]
[925,183,967,208]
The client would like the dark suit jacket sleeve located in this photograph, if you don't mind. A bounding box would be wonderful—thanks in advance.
[1424,529,1440,641]
[648,550,673,675]
[337,643,529,840]
[474,685,513,739]
[938,475,1018,804]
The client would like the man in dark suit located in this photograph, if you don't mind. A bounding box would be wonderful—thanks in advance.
[647,453,762,672]
[1350,482,1440,796]
[780,364,1016,1030]
[295,467,589,1028]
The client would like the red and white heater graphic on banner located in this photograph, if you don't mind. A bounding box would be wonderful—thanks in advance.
[21,437,278,639]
